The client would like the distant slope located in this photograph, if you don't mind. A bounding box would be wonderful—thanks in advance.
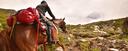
[64,17,128,51]
[68,17,125,29]
[85,17,125,28]
[67,17,126,35]
[0,8,16,30]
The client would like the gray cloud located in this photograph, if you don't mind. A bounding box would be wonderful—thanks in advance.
[86,12,103,20]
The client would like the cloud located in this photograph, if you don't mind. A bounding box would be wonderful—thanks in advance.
[0,0,42,10]
[47,0,128,24]
[0,0,128,24]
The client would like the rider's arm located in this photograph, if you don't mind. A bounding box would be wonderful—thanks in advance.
[36,5,45,19]
[47,7,56,19]
[36,5,45,15]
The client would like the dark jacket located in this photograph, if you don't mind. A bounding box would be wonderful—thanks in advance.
[36,4,55,19]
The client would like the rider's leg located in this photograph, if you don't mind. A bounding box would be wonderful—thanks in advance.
[46,21,58,44]
[45,21,52,44]
[40,15,53,44]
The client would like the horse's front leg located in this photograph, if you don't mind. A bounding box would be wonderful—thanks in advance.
[56,41,65,51]
[43,43,47,51]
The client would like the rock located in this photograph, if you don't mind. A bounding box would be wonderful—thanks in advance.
[109,48,119,51]
[97,37,104,40]
[55,47,63,51]
[79,38,87,42]
[67,37,71,41]
[69,34,74,38]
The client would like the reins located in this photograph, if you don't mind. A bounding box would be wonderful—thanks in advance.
[10,15,16,38]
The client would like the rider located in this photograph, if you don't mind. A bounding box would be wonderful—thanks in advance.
[36,0,56,43]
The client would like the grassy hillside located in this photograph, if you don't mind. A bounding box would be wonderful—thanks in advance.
[59,18,128,51]
[0,8,16,31]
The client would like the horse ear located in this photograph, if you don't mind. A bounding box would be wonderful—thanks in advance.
[63,18,65,20]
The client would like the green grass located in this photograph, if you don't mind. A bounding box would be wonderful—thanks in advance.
[91,48,100,51]
[79,41,90,51]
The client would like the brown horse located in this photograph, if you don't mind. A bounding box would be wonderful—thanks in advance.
[0,18,67,51]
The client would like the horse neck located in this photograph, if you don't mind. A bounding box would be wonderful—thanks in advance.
[53,19,63,26]
[14,24,37,37]
[12,24,37,51]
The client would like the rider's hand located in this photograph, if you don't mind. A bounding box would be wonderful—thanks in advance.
[52,17,56,20]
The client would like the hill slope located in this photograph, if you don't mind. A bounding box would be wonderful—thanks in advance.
[0,8,16,30]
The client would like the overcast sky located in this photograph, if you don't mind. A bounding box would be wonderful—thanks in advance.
[0,0,128,24]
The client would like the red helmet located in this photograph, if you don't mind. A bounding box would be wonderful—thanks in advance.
[17,8,36,24]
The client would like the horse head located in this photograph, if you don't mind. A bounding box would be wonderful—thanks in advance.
[52,18,67,33]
